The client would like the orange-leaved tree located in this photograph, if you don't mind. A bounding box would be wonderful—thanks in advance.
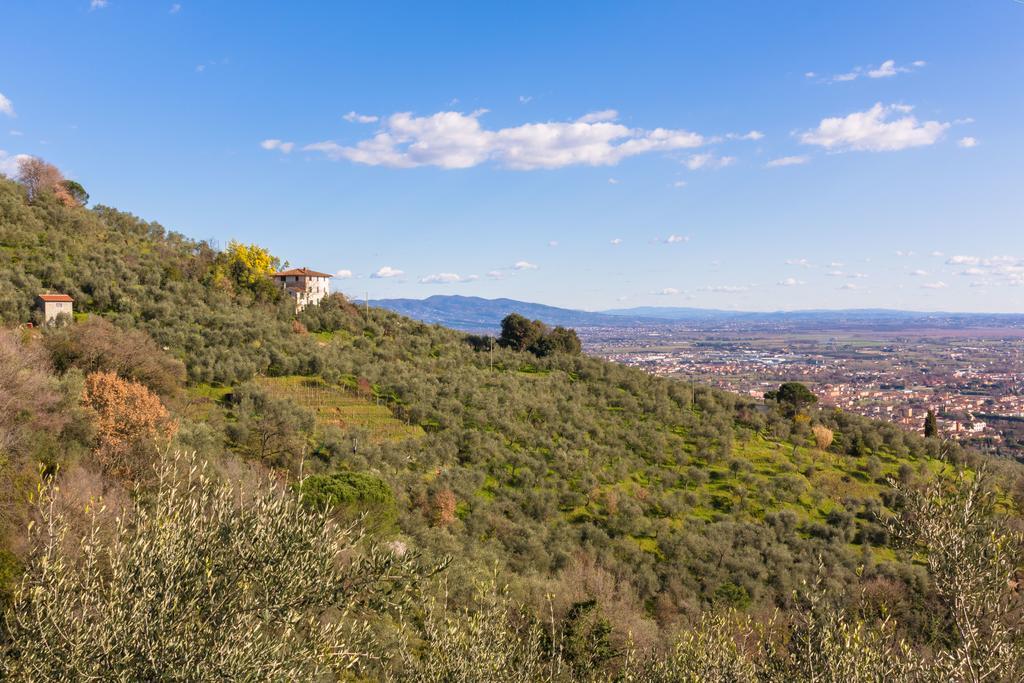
[81,371,177,481]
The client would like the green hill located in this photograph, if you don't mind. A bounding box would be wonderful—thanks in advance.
[1,175,1021,675]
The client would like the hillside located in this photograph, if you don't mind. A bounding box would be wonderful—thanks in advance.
[2,176,1023,678]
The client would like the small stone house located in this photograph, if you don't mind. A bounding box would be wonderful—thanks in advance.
[271,268,332,311]
[36,293,74,324]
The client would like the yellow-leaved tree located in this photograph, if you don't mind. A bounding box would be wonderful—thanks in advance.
[212,241,281,300]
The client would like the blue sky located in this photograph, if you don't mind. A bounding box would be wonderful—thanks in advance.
[1,2,1022,312]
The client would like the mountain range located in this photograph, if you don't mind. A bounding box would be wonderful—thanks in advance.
[370,295,1024,332]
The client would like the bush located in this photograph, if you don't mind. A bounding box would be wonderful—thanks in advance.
[1,452,430,681]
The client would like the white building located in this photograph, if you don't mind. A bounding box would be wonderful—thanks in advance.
[271,268,332,311]
[36,293,74,324]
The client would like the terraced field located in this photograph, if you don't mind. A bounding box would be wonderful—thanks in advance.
[256,376,425,443]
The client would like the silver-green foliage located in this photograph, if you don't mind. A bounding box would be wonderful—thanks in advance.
[887,469,1024,683]
[2,452,427,681]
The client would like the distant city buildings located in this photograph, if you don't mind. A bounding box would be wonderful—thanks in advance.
[588,329,1024,453]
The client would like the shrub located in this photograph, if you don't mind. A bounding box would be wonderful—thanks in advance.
[81,370,177,481]
[1,452,432,681]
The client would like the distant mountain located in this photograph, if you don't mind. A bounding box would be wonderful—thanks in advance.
[368,295,657,331]
[371,295,1024,332]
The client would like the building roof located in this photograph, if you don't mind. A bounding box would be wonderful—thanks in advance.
[272,267,333,278]
[38,293,74,303]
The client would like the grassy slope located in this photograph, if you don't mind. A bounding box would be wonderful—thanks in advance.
[1,177,989,626]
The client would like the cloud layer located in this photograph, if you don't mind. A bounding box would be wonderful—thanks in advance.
[303,109,709,170]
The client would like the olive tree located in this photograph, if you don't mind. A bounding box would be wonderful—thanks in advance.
[2,452,435,681]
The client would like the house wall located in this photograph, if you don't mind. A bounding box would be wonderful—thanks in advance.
[40,301,73,323]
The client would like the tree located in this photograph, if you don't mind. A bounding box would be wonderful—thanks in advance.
[46,317,186,397]
[924,409,938,438]
[812,425,834,450]
[1,452,432,681]
[212,241,282,300]
[60,180,89,206]
[547,326,581,355]
[765,382,818,416]
[0,330,67,459]
[227,382,314,464]
[497,313,545,352]
[15,157,64,201]
[81,371,177,481]
[887,470,1024,681]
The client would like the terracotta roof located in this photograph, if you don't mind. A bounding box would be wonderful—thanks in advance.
[272,267,333,278]
[38,294,74,303]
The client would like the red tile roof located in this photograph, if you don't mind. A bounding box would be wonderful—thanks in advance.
[271,267,333,278]
[38,294,74,303]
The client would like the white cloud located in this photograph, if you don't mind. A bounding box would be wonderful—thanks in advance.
[0,93,14,117]
[8,130,22,136]
[958,136,978,148]
[929,251,944,257]
[826,270,844,277]
[838,283,860,290]
[867,59,920,78]
[699,285,750,293]
[610,238,623,246]
[195,64,206,72]
[895,250,915,257]
[816,59,924,83]
[943,255,1024,285]
[672,180,687,188]
[518,95,532,104]
[684,152,734,170]
[653,287,680,296]
[725,130,764,141]
[487,270,504,279]
[785,258,812,267]
[777,277,805,286]
[371,266,404,279]
[260,139,294,153]
[169,3,181,13]
[908,269,928,276]
[607,177,620,184]
[828,261,844,268]
[303,109,707,170]
[90,0,108,9]
[921,281,948,289]
[334,269,353,279]
[800,103,949,152]
[548,240,559,247]
[765,155,809,168]
[343,111,379,124]
[513,260,538,270]
[947,255,980,265]
[0,150,30,177]
[577,109,618,124]
[419,272,478,284]
[665,234,689,244]
[848,272,869,279]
